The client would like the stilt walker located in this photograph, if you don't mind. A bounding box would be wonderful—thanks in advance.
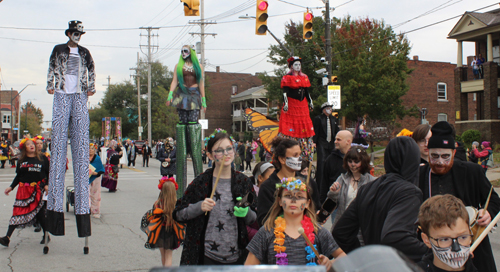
[166,45,206,198]
[45,20,95,253]
[278,56,315,161]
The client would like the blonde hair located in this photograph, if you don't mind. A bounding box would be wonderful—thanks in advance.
[263,186,318,233]
[157,181,177,229]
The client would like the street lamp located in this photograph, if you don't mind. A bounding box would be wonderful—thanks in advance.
[10,84,35,141]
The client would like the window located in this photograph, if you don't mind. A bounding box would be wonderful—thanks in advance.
[437,113,448,122]
[232,85,237,95]
[473,93,476,102]
[437,83,447,100]
[2,115,10,124]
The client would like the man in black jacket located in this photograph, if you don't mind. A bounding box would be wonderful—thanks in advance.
[142,140,152,167]
[419,121,500,272]
[333,136,428,262]
[313,102,339,200]
[320,130,351,203]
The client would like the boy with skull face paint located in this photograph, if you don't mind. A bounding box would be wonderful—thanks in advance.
[418,194,477,272]
[166,45,206,196]
[418,121,500,272]
[278,56,315,161]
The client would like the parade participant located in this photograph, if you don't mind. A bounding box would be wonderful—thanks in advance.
[333,136,428,262]
[127,140,138,168]
[142,140,152,167]
[298,159,321,211]
[257,137,301,226]
[141,177,184,267]
[352,116,370,149]
[278,56,315,161]
[418,121,500,272]
[327,147,375,229]
[118,141,126,168]
[157,138,176,178]
[89,143,105,218]
[101,140,122,193]
[166,45,206,194]
[313,102,339,200]
[411,124,432,165]
[418,194,478,272]
[472,141,493,172]
[320,130,352,203]
[46,20,94,238]
[33,135,49,233]
[173,129,256,265]
[0,141,9,168]
[245,177,344,267]
[0,138,50,247]
[246,162,275,241]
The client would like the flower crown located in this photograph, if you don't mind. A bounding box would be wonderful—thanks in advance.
[35,135,45,142]
[19,137,35,150]
[276,177,307,192]
[158,176,178,191]
[204,128,234,146]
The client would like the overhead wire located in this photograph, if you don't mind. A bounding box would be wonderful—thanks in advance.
[142,0,176,27]
[210,50,269,66]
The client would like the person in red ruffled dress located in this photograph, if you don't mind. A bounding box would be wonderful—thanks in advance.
[279,56,315,161]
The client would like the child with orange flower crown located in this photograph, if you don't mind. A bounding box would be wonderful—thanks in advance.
[140,177,185,266]
[245,177,345,269]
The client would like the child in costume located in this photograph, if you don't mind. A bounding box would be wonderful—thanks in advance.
[278,56,315,161]
[141,177,184,266]
[245,177,345,268]
[418,194,478,272]
[173,129,256,265]
[0,138,50,247]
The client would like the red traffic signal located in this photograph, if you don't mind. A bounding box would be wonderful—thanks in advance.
[256,0,268,35]
[303,12,313,39]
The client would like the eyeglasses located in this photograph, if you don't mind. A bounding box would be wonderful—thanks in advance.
[428,234,473,248]
[430,153,452,160]
[212,147,234,156]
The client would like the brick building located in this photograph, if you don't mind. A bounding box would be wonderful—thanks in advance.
[449,9,500,142]
[205,66,262,133]
[0,90,20,141]
[400,56,457,130]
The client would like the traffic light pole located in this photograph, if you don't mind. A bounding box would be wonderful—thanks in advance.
[267,28,292,57]
[325,0,332,84]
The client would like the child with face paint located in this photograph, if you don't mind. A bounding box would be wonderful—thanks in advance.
[418,194,478,272]
[172,129,256,265]
[245,177,345,267]
[278,56,315,161]
[257,137,302,227]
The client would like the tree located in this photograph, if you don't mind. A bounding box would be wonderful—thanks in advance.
[20,101,43,136]
[260,15,417,125]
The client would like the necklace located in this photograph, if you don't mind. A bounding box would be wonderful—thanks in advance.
[183,63,194,72]
[273,215,317,266]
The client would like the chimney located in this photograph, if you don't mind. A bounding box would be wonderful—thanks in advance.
[216,66,220,73]
[413,55,419,61]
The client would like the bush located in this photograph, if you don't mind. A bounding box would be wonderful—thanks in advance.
[461,129,481,148]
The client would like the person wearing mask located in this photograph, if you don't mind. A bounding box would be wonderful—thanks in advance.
[320,130,352,203]
[333,136,428,263]
[418,121,500,272]
[257,137,302,227]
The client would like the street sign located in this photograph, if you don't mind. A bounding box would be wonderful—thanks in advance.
[138,126,143,133]
[327,85,341,109]
[13,128,18,131]
[199,119,208,130]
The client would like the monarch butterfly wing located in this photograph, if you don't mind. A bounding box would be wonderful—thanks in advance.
[242,108,279,153]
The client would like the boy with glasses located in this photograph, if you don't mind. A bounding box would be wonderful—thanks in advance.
[418,194,477,271]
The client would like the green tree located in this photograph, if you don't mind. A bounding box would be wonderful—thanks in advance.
[20,101,43,136]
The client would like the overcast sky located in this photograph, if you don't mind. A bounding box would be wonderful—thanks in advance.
[0,0,494,127]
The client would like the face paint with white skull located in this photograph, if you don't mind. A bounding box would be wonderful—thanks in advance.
[70,32,81,44]
[292,61,301,72]
[285,157,302,171]
[429,148,454,175]
[181,46,191,60]
[430,240,470,269]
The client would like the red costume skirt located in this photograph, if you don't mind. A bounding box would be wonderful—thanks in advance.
[279,97,315,138]
[9,181,43,227]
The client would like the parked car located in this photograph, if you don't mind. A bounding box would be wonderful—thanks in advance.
[134,140,145,154]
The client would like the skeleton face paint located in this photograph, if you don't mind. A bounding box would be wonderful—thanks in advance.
[429,148,454,175]
[430,241,470,269]
[70,32,81,44]
[292,61,301,72]
[181,47,191,60]
[285,157,301,171]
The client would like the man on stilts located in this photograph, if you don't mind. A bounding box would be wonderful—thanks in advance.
[166,45,206,197]
[45,20,94,245]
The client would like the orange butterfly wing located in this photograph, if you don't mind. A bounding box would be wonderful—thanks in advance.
[243,108,279,153]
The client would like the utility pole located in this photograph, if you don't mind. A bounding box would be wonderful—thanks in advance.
[130,52,142,140]
[102,75,111,90]
[189,0,216,139]
[139,27,159,146]
[325,0,332,84]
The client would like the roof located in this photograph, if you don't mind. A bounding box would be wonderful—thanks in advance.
[231,85,266,99]
[468,11,500,26]
[448,9,500,39]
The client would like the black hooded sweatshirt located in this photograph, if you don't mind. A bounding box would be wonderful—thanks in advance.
[332,136,428,262]
[320,149,347,203]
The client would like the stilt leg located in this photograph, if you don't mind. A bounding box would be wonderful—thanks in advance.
[187,123,203,177]
[175,124,187,199]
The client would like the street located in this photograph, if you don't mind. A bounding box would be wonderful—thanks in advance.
[0,154,499,271]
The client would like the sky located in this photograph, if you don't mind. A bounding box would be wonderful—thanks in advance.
[0,0,495,128]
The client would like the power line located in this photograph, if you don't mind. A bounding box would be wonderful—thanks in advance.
[142,0,176,27]
[211,50,268,66]
[236,55,269,72]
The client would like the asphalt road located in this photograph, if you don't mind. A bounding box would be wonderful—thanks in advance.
[0,154,500,271]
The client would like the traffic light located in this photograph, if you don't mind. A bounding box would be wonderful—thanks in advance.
[181,0,200,16]
[256,0,268,35]
[331,76,338,83]
[303,11,313,39]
